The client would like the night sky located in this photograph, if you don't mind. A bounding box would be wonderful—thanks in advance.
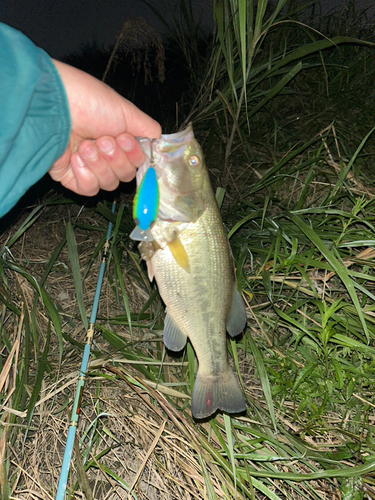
[0,0,214,58]
[1,1,374,60]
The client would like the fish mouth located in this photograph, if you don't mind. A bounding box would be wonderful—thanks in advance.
[138,124,194,157]
[136,124,207,223]
[159,123,194,145]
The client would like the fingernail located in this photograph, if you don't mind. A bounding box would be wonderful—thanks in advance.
[83,145,98,160]
[98,139,114,154]
[76,155,85,167]
[118,136,133,152]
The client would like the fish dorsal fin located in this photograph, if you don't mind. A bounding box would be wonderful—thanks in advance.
[226,284,247,337]
[167,237,190,273]
[163,310,187,351]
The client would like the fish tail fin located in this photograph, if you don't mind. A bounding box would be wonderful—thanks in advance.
[191,367,246,419]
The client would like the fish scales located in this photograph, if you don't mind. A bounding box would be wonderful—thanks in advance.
[152,187,231,371]
[131,124,247,419]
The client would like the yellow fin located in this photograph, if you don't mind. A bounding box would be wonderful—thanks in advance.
[168,237,190,273]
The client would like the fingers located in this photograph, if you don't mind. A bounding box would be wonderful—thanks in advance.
[82,133,140,182]
[65,155,102,195]
[74,141,119,191]
[51,132,143,196]
[116,133,145,167]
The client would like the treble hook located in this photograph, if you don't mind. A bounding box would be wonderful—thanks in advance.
[149,138,156,166]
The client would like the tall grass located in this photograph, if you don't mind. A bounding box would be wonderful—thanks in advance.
[182,0,375,189]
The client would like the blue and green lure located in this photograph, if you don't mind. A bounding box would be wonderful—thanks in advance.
[130,165,159,241]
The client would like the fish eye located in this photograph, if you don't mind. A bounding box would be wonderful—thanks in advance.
[188,155,200,167]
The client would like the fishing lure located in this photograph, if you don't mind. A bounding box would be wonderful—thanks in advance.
[130,140,159,241]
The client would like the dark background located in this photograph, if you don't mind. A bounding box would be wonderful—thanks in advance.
[1,1,373,60]
[0,0,214,58]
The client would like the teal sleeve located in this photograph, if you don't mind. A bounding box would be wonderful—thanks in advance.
[0,23,71,218]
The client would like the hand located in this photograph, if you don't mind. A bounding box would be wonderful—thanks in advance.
[49,60,161,196]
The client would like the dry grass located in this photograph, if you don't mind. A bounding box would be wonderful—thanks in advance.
[1,195,348,500]
[103,17,165,85]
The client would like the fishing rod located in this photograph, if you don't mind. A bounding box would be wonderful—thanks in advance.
[55,202,116,500]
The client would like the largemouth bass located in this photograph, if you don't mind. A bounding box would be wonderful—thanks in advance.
[130,125,247,419]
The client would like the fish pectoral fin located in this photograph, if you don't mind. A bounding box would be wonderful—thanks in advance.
[191,366,246,419]
[226,284,247,337]
[138,241,155,281]
[146,260,154,282]
[163,311,187,351]
[167,237,190,273]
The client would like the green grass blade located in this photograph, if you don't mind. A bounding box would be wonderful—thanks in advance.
[5,206,43,248]
[215,187,226,209]
[66,220,88,330]
[331,125,375,198]
[251,477,283,500]
[223,414,236,490]
[289,213,369,341]
[40,289,64,362]
[113,247,132,338]
[197,453,218,500]
[228,211,262,239]
[247,335,277,431]
[24,324,51,443]
[244,61,303,121]
[40,236,66,287]
[290,361,318,397]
